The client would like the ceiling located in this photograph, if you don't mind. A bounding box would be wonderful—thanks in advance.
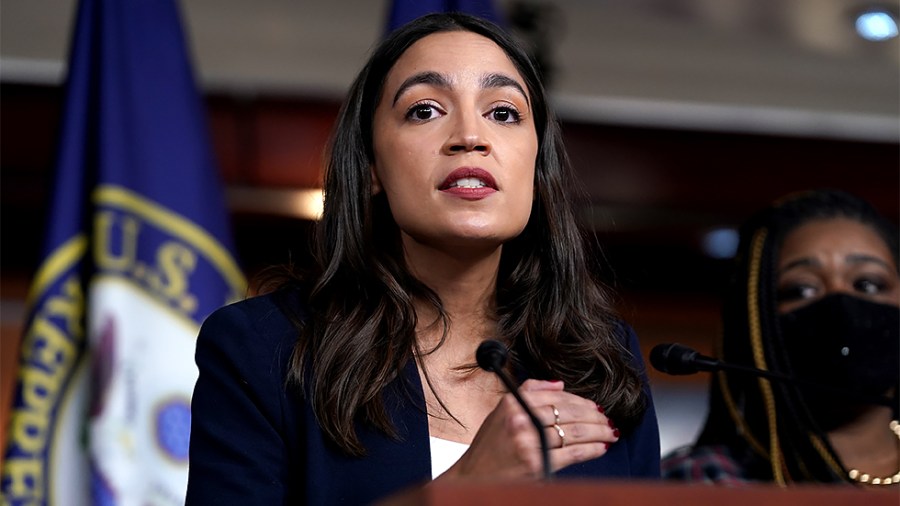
[2,0,898,141]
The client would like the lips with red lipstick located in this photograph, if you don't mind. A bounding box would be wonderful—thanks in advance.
[438,167,498,199]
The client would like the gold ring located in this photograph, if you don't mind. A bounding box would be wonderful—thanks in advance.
[553,423,566,448]
[551,405,560,426]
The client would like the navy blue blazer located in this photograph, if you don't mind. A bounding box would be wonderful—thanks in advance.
[186,292,660,505]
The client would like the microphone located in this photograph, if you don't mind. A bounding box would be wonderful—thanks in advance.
[649,343,721,375]
[476,340,552,480]
[650,342,816,384]
[649,343,894,407]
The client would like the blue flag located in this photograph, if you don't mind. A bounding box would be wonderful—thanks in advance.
[0,0,245,504]
[386,0,503,33]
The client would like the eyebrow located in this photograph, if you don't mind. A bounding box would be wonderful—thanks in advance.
[779,258,819,275]
[391,71,529,106]
[481,73,529,103]
[779,253,893,275]
[392,71,450,105]
[846,253,893,270]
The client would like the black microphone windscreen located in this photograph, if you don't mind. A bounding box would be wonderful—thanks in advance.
[476,340,508,372]
[650,343,699,375]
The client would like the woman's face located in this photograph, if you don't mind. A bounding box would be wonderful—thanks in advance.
[371,30,538,254]
[776,217,900,314]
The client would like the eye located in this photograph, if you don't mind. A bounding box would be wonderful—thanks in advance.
[777,283,818,303]
[406,102,443,122]
[853,276,887,295]
[487,105,521,124]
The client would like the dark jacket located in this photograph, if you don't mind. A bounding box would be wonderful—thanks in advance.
[186,292,661,505]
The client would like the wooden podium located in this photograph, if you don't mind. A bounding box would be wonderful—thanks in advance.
[379,480,899,506]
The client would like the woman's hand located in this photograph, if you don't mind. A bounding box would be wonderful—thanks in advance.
[438,379,619,481]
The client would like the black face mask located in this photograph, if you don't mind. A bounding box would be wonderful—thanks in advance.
[779,293,899,429]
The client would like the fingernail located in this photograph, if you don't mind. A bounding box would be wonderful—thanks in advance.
[608,418,617,430]
[613,428,620,439]
[549,379,562,383]
[597,405,605,414]
[604,442,610,451]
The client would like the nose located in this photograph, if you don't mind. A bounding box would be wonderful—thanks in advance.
[823,276,855,297]
[442,110,491,156]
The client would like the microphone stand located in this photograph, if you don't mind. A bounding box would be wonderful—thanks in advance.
[477,340,553,480]
[651,343,896,408]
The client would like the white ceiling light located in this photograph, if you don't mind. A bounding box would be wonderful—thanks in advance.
[855,10,899,41]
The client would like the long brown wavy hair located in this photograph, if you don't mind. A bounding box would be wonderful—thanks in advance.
[270,13,647,456]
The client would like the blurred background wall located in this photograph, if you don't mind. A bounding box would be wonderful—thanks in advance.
[2,0,898,456]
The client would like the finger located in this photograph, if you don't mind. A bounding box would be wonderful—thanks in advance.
[544,420,619,449]
[549,441,611,472]
[519,379,564,392]
[523,395,605,426]
[506,410,533,433]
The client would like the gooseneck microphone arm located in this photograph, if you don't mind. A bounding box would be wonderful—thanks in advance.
[649,342,798,383]
[649,343,895,407]
[476,340,552,480]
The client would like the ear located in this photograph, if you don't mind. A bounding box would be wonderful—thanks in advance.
[370,164,383,195]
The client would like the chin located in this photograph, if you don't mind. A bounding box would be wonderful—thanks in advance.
[401,219,528,253]
[448,228,527,252]
[456,222,525,241]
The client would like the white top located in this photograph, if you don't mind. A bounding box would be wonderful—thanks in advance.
[429,436,470,479]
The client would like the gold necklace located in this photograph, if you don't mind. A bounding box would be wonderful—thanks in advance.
[847,420,900,486]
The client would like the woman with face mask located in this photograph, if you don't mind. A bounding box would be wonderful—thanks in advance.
[186,13,660,505]
[663,189,900,486]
